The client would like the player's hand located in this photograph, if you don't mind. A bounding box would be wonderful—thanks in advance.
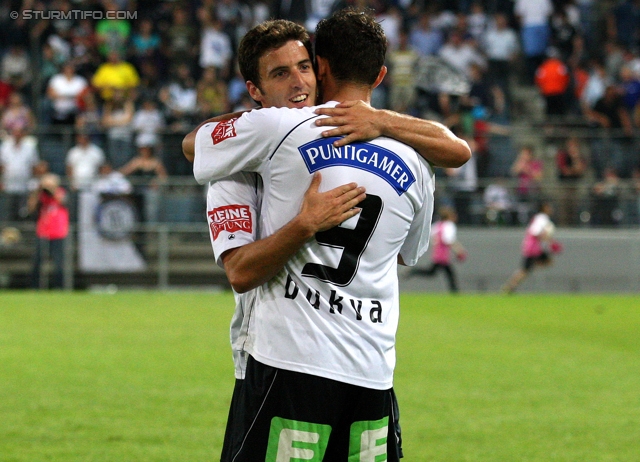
[314,101,383,147]
[299,172,366,233]
[456,251,468,262]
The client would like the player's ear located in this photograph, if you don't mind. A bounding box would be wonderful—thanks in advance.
[372,66,387,89]
[316,56,329,82]
[246,81,263,103]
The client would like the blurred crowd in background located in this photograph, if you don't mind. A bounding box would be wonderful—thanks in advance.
[2,0,640,228]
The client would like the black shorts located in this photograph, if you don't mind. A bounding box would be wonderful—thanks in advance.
[221,355,403,461]
[523,252,550,271]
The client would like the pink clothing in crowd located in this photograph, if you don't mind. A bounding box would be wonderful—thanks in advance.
[36,187,69,240]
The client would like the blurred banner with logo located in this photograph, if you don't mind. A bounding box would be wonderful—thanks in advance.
[78,187,146,272]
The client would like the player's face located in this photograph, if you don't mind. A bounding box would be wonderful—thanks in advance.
[248,40,316,109]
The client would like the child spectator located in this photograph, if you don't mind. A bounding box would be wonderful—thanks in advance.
[502,201,563,293]
[409,206,467,293]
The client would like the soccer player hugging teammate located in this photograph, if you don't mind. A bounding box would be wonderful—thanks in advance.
[183,9,470,461]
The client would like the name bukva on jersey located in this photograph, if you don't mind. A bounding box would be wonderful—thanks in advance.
[283,274,384,323]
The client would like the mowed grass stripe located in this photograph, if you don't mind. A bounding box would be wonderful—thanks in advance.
[1,292,638,461]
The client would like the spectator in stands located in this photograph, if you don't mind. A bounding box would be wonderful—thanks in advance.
[0,78,13,113]
[590,167,621,225]
[130,18,162,67]
[550,7,578,62]
[556,136,587,225]
[27,173,69,289]
[119,145,167,224]
[0,45,32,95]
[606,0,640,51]
[70,18,99,77]
[271,0,310,25]
[387,29,419,114]
[618,65,640,127]
[535,47,571,117]
[604,41,626,82]
[445,135,479,225]
[198,10,233,80]
[0,92,36,136]
[466,63,504,116]
[132,98,165,152]
[585,84,634,178]
[511,145,544,223]
[481,12,519,99]
[515,0,554,84]
[580,58,610,114]
[46,62,88,126]
[94,162,133,196]
[75,90,103,145]
[430,4,458,31]
[377,6,403,52]
[102,89,135,169]
[65,132,106,191]
[95,0,132,57]
[196,66,229,118]
[409,12,444,57]
[226,64,250,109]
[483,177,516,225]
[40,43,64,87]
[621,47,640,80]
[159,63,198,131]
[136,60,163,103]
[438,30,486,80]
[91,51,140,102]
[467,2,489,41]
[165,7,198,66]
[44,30,73,71]
[568,58,589,115]
[0,127,40,222]
[567,33,588,71]
[27,160,51,194]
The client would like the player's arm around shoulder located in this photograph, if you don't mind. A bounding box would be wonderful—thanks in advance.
[188,108,284,185]
[183,110,249,163]
[313,100,471,168]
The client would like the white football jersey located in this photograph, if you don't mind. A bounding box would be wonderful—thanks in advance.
[195,102,435,389]
[206,172,262,379]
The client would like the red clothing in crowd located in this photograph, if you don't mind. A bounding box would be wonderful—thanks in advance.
[36,187,69,240]
[535,58,570,96]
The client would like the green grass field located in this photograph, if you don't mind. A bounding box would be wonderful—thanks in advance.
[0,292,638,461]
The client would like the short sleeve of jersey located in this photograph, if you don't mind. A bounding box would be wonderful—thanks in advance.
[193,108,283,185]
[398,162,436,266]
[206,172,260,268]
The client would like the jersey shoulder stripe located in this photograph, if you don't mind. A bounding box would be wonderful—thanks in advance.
[268,114,321,161]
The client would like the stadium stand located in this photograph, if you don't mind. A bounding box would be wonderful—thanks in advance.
[1,0,639,290]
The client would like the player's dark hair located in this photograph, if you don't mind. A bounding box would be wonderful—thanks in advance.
[314,8,387,86]
[238,19,312,89]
